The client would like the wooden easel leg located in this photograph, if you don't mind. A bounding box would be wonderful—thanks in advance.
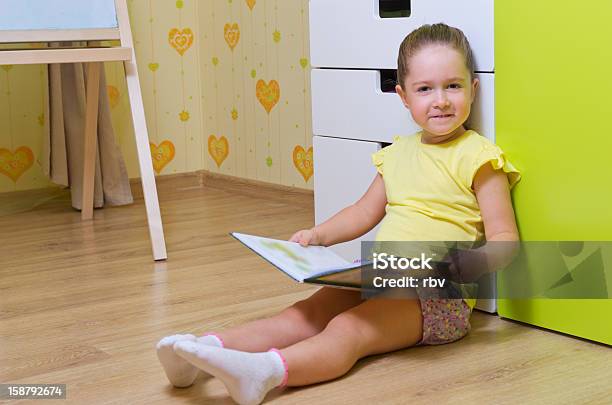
[82,62,101,221]
[123,60,167,261]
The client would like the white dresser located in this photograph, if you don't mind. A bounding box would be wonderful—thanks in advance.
[309,0,496,312]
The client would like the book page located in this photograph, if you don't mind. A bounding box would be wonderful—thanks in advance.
[232,232,357,281]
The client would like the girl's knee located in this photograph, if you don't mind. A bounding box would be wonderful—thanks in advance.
[281,299,327,332]
[324,312,373,354]
[325,299,424,356]
[326,311,364,333]
[282,288,362,330]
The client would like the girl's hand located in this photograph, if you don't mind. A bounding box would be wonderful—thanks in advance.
[289,228,321,247]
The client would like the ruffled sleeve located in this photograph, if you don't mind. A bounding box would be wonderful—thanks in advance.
[371,148,386,175]
[469,143,521,189]
[371,136,400,176]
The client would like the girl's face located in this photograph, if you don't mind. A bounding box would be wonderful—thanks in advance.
[396,44,479,144]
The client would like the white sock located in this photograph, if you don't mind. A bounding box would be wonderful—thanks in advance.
[156,333,223,387]
[173,341,287,405]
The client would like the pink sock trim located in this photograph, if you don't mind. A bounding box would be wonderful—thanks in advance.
[202,333,225,348]
[269,348,289,388]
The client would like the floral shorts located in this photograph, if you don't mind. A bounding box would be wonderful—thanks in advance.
[417,298,472,345]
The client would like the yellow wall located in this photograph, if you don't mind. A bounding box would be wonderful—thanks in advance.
[0,0,313,194]
[0,63,48,192]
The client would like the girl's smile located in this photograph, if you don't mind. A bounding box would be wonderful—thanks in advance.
[430,114,454,120]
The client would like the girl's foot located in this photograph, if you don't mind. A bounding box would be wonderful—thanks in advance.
[173,341,287,405]
[156,334,223,387]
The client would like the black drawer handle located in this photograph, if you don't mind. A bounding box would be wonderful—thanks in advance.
[379,0,411,18]
[380,69,398,93]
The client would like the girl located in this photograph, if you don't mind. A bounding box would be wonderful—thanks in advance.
[156,23,520,405]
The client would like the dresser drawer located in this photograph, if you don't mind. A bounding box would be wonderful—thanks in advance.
[310,0,494,71]
[312,69,495,143]
[314,135,382,261]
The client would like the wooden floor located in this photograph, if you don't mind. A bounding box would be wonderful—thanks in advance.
[1,173,610,405]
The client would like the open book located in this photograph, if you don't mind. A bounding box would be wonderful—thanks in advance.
[231,232,369,288]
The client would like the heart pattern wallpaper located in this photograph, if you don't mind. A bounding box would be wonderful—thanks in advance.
[0,0,312,194]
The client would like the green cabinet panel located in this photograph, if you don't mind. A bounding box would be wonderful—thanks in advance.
[495,1,612,344]
[497,300,612,345]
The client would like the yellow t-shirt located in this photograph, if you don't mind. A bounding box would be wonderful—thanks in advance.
[371,130,521,308]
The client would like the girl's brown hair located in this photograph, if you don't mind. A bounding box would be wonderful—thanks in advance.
[397,23,475,90]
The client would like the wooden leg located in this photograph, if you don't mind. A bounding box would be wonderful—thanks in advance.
[81,62,101,221]
[123,60,167,260]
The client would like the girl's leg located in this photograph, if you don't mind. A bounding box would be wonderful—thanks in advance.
[157,287,362,387]
[215,287,364,351]
[173,298,423,404]
[282,297,423,385]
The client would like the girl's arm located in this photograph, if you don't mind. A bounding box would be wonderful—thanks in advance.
[290,174,387,247]
[474,163,519,242]
[450,164,520,282]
